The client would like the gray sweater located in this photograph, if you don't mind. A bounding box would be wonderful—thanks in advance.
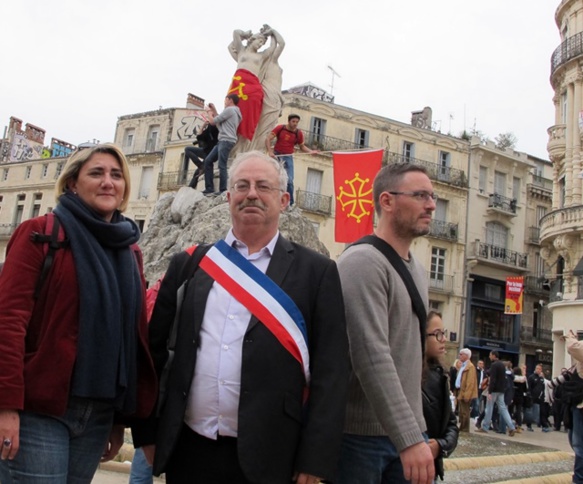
[337,243,428,452]
[214,105,242,143]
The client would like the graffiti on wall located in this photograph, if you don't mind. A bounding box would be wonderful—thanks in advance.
[175,110,209,141]
[10,133,44,162]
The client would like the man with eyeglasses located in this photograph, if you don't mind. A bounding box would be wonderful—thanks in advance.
[455,348,478,432]
[140,151,349,484]
[337,163,436,484]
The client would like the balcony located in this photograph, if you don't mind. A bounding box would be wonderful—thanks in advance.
[530,175,553,192]
[427,272,454,293]
[158,171,189,191]
[473,241,528,269]
[540,205,583,242]
[386,151,468,188]
[428,219,458,241]
[528,226,540,245]
[488,193,517,215]
[0,223,17,239]
[520,326,553,345]
[551,31,583,76]
[296,190,332,215]
[524,275,549,295]
[305,132,363,152]
[547,124,566,161]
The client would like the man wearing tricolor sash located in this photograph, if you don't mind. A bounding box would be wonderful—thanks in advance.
[137,151,349,484]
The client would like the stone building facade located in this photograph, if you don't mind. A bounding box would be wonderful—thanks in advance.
[544,0,583,373]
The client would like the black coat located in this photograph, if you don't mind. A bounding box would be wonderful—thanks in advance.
[488,360,507,393]
[143,236,349,483]
[423,364,459,480]
[529,373,546,404]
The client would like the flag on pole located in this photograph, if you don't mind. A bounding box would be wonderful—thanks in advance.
[333,149,383,243]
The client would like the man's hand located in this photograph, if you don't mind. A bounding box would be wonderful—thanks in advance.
[101,424,125,462]
[0,410,19,461]
[399,441,435,484]
[294,472,323,484]
[427,438,440,459]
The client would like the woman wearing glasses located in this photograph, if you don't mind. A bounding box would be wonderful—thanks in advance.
[422,311,459,481]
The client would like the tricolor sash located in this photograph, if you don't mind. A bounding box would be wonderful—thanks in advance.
[199,239,310,385]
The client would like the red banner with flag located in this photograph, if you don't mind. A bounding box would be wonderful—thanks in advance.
[227,68,264,141]
[504,276,524,314]
[333,150,383,243]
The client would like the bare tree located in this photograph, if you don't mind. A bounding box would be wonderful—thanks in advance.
[495,132,518,150]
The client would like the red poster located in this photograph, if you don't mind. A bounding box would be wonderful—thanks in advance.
[505,276,524,314]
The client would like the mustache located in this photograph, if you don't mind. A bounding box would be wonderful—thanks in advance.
[238,200,267,211]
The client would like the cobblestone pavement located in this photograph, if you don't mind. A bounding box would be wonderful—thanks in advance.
[93,424,576,483]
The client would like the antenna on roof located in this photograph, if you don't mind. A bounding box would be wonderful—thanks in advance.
[328,65,341,96]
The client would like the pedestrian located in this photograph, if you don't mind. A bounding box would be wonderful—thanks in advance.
[422,311,459,481]
[137,151,349,484]
[511,366,527,433]
[265,114,317,205]
[0,144,157,483]
[475,350,516,436]
[471,359,486,418]
[454,348,477,432]
[336,163,437,484]
[527,364,545,431]
[202,94,242,196]
[185,122,218,189]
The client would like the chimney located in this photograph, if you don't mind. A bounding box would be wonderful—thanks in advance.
[186,93,205,109]
[411,107,432,130]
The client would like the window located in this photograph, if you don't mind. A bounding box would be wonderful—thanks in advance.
[434,199,447,222]
[31,193,42,218]
[438,151,451,181]
[471,306,513,342]
[14,194,26,225]
[559,176,566,207]
[135,219,145,232]
[486,221,508,248]
[561,91,568,124]
[536,206,547,226]
[534,253,544,277]
[146,125,160,152]
[403,142,415,161]
[355,128,369,148]
[430,247,446,288]
[138,166,154,199]
[55,162,64,179]
[429,300,442,312]
[310,221,320,237]
[124,128,136,148]
[25,166,32,179]
[2,168,8,182]
[513,177,521,202]
[41,164,49,178]
[494,171,506,196]
[479,166,487,193]
[309,117,326,145]
[302,169,324,212]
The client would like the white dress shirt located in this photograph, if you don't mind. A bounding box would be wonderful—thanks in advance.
[184,229,279,439]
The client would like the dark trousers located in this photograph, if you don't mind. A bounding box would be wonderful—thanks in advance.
[165,425,251,484]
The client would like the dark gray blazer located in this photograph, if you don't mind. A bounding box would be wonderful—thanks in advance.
[145,235,349,483]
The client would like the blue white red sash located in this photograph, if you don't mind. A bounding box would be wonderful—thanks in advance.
[198,239,310,385]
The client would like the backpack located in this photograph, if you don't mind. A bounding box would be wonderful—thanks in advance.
[29,213,68,300]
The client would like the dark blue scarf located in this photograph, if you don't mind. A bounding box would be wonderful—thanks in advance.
[53,191,142,414]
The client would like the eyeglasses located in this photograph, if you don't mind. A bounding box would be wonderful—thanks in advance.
[426,329,447,342]
[231,181,283,194]
[389,191,438,202]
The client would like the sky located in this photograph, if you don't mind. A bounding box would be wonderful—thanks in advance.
[1,0,560,159]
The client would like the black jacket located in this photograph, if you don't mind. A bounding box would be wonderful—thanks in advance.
[488,360,507,393]
[529,373,546,404]
[422,364,459,480]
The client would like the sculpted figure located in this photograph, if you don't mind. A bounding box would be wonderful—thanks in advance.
[228,24,285,155]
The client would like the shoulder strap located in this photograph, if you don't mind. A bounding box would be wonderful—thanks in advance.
[274,124,285,139]
[352,235,427,356]
[30,213,68,300]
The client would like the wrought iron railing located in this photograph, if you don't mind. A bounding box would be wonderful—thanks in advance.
[488,193,517,214]
[476,242,528,268]
[520,326,553,344]
[427,272,454,293]
[385,151,468,188]
[549,278,564,302]
[428,219,458,241]
[158,171,189,190]
[524,275,549,294]
[296,190,332,215]
[305,132,363,152]
[528,226,540,244]
[551,31,583,75]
